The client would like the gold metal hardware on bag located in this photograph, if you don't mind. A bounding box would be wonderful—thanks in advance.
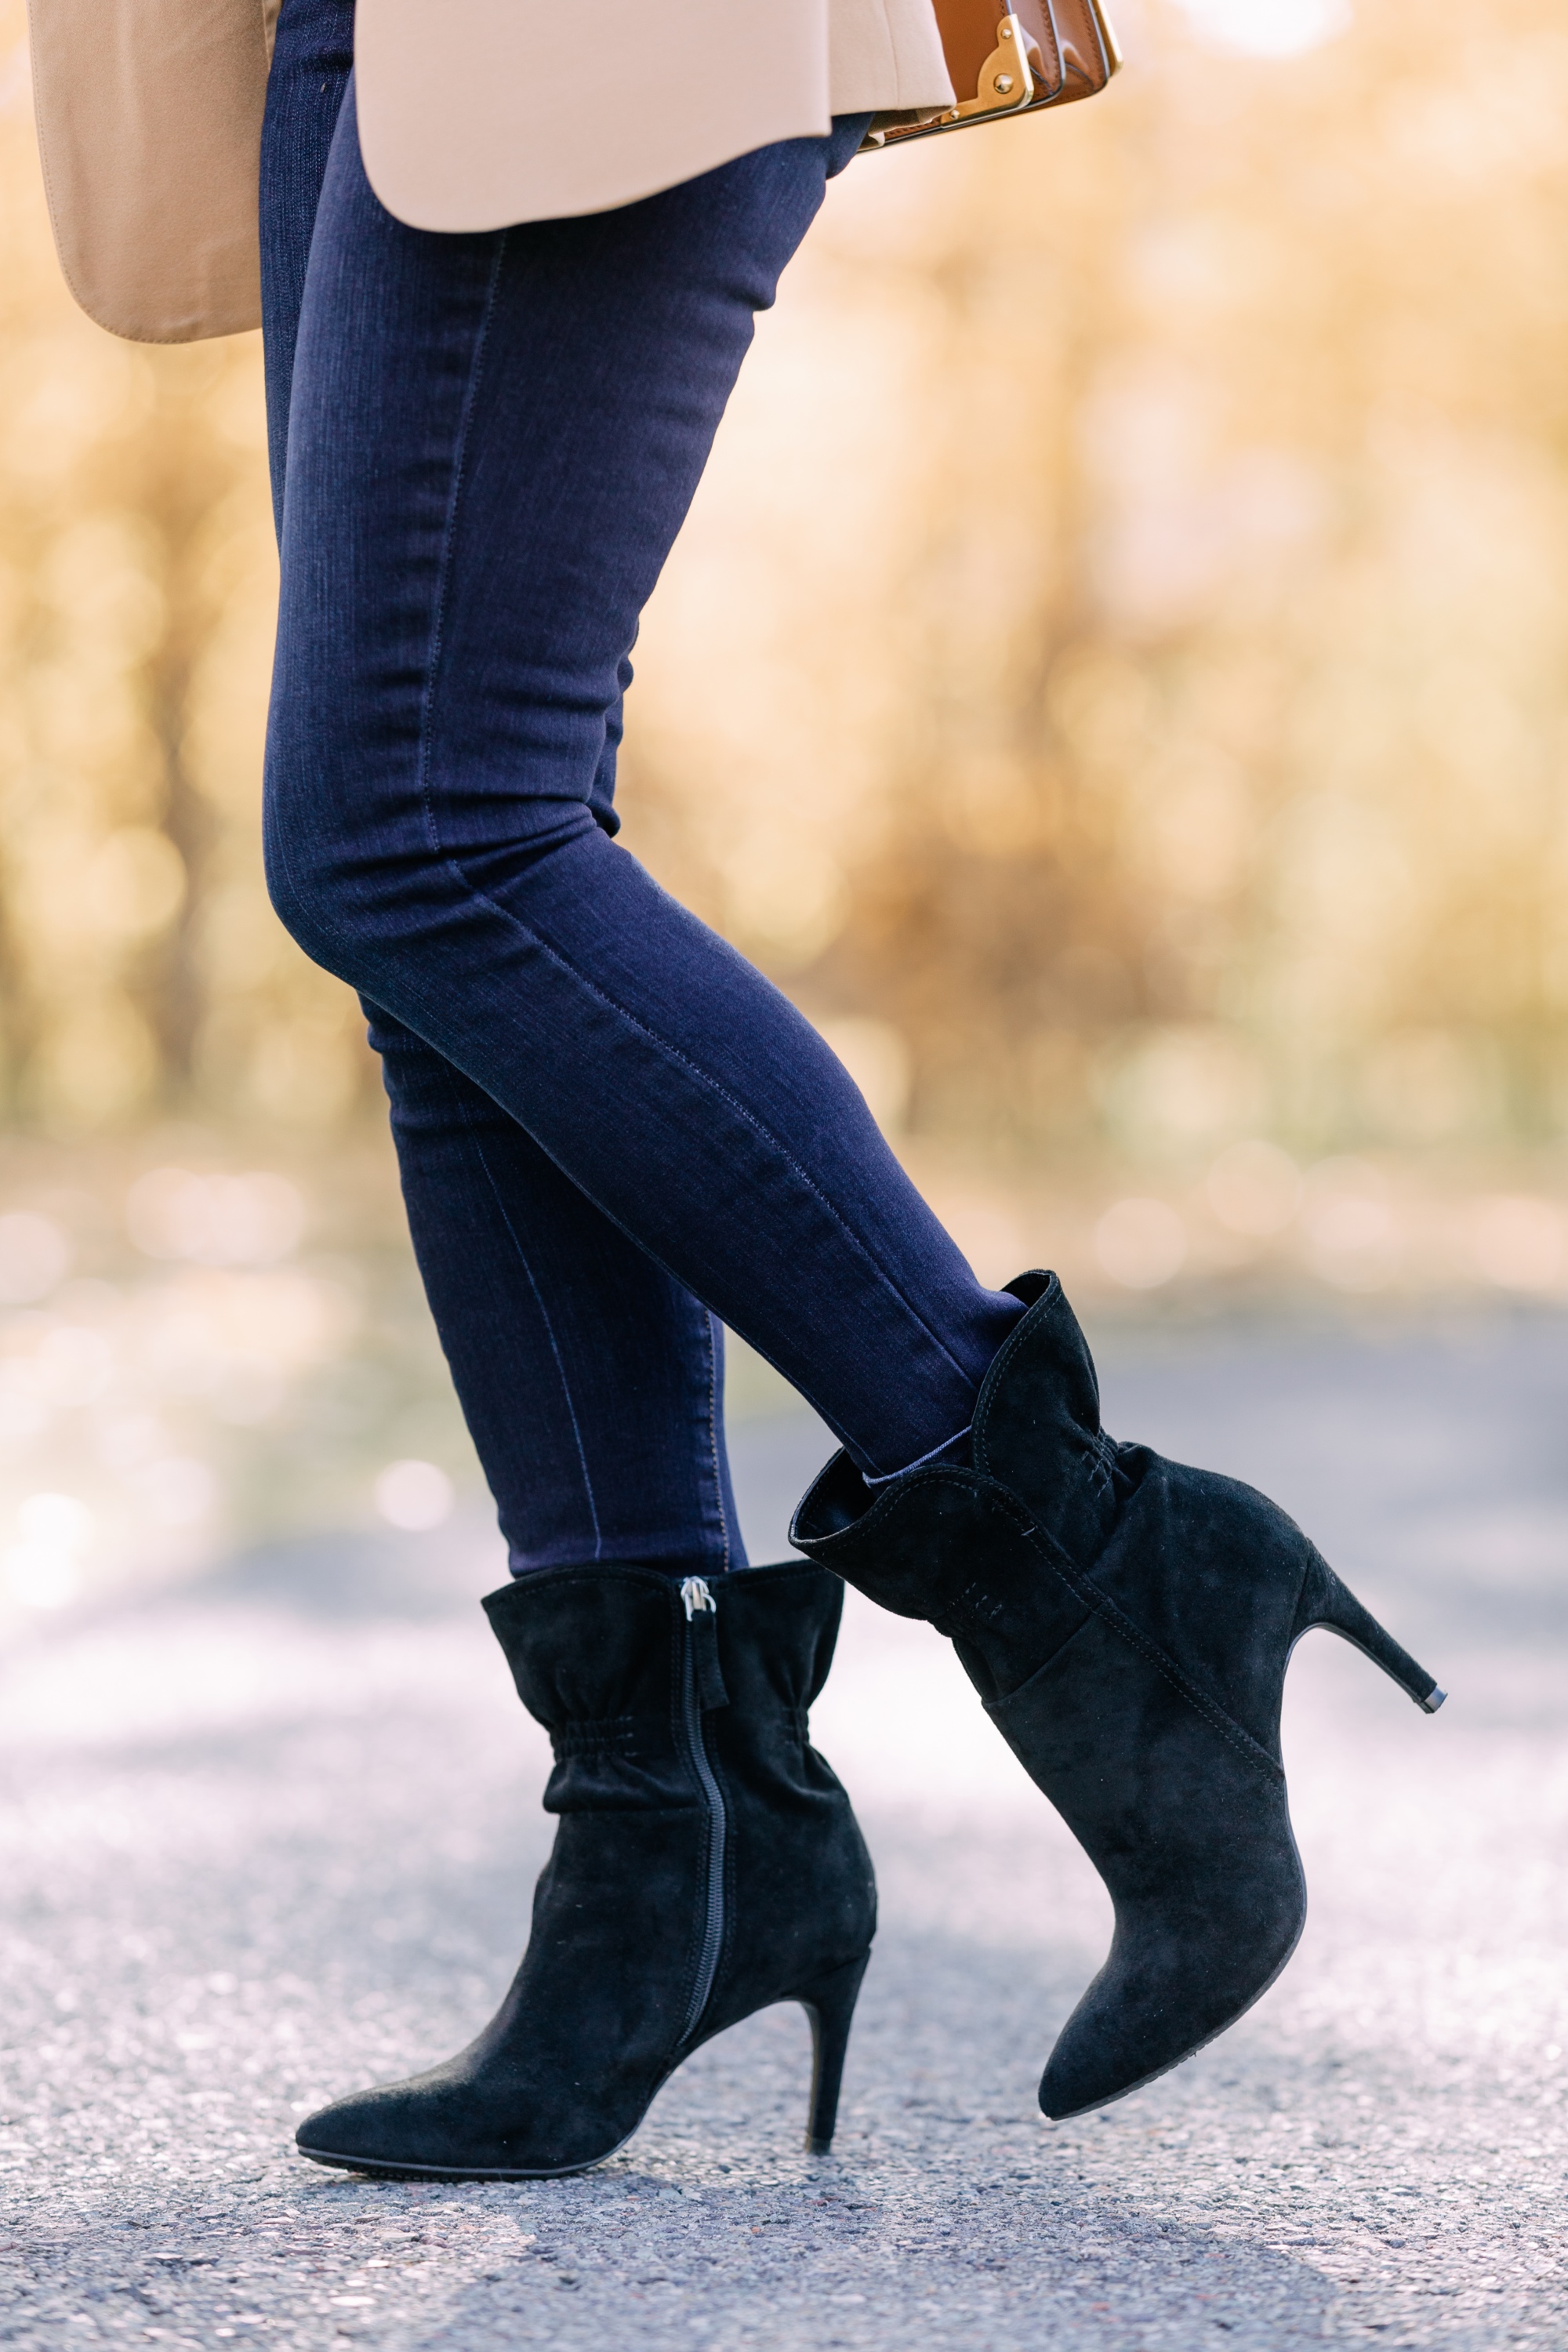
[952,16,1038,119]
[862,0,1120,150]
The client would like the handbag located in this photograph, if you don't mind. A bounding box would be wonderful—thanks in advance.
[862,0,1121,147]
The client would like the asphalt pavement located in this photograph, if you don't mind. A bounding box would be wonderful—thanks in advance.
[2,1305,1566,2349]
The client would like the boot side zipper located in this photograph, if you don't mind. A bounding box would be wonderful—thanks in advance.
[677,1577,726,2043]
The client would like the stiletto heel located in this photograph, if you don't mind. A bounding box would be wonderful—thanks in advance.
[1294,1549,1446,1713]
[794,1269,1450,2122]
[797,1952,870,2154]
[295,1566,877,2180]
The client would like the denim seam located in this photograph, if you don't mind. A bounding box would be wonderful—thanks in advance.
[442,1064,605,1563]
[286,215,978,1461]
[702,1310,731,1574]
[415,230,510,866]
[337,220,905,1452]
[429,854,983,1434]
[365,934,855,1451]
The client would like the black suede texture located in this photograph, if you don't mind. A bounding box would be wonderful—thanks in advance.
[295,1563,875,2179]
[1083,1447,1327,1766]
[782,1462,1093,1701]
[789,1269,1407,2119]
[987,1607,1304,2118]
[973,1268,1123,1570]
[699,1566,878,2039]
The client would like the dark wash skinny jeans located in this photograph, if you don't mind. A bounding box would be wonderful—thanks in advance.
[260,0,1025,1575]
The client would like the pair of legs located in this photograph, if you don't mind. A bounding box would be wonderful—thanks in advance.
[260,0,1024,1571]
[263,6,1446,2176]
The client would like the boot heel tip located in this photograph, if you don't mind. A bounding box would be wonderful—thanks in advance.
[804,2132,833,2156]
[1421,1684,1446,1715]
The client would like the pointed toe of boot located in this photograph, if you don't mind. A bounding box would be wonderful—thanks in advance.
[991,1595,1309,2119]
[295,1565,877,2183]
[793,1270,1444,2128]
[294,2074,506,2181]
[293,2036,626,2179]
[294,2069,625,2182]
[296,2082,440,2179]
[1037,1860,1307,2120]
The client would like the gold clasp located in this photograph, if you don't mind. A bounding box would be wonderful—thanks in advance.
[953,15,1039,119]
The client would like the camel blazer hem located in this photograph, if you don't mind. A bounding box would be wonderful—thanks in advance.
[27,0,954,344]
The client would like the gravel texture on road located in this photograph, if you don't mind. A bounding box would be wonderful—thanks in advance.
[2,1308,1566,2350]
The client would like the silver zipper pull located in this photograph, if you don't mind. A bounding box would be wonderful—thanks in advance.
[681,1576,715,1620]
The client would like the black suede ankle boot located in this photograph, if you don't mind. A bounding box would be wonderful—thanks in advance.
[296,1562,876,2180]
[791,1271,1443,2123]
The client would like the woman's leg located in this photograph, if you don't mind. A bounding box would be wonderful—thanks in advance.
[264,20,875,2195]
[262,27,1445,2163]
[265,86,1024,1482]
[367,1004,743,1571]
[261,0,746,1570]
[259,0,355,535]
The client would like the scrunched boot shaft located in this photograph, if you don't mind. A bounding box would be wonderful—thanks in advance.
[296,1563,876,2178]
[792,1272,1443,2121]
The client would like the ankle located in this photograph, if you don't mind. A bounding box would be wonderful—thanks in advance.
[858,1424,973,1488]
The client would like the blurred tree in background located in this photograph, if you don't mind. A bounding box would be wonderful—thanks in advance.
[1,0,1567,1179]
[0,0,367,1136]
[2,0,1568,1611]
[622,0,1568,1181]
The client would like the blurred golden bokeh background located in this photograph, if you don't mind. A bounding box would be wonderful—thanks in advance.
[0,0,1566,1613]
